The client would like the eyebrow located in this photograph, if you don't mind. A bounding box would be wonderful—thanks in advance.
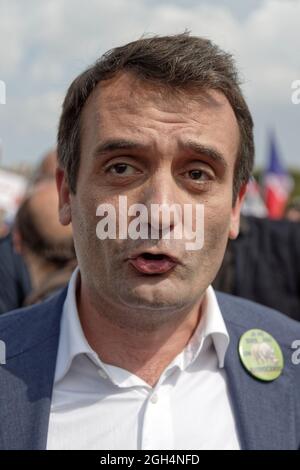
[180,140,229,170]
[93,137,229,170]
[93,139,147,157]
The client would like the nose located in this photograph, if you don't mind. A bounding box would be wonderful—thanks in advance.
[139,169,183,236]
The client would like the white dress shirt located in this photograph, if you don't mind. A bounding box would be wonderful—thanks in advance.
[47,267,240,450]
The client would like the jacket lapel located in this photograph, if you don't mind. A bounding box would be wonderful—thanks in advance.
[0,288,67,450]
[221,310,296,450]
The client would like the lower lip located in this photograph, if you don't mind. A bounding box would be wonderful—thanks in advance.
[129,256,177,274]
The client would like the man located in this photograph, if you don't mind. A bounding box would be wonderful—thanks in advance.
[0,33,299,450]
[29,148,58,185]
[14,180,76,306]
[213,215,300,320]
[0,149,59,315]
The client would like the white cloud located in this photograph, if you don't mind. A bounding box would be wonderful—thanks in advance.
[0,1,25,75]
[0,0,299,168]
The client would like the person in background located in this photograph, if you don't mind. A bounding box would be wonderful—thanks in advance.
[14,180,76,306]
[0,223,31,314]
[213,214,300,321]
[285,197,300,223]
[0,208,9,237]
[30,148,57,184]
[0,148,73,314]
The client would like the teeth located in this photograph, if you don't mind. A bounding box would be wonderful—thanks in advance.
[141,253,166,260]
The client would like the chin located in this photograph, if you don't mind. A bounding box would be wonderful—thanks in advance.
[118,286,186,311]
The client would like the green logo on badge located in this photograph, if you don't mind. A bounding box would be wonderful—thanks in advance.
[238,329,284,381]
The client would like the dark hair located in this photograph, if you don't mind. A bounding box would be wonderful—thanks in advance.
[57,32,254,202]
[15,198,75,266]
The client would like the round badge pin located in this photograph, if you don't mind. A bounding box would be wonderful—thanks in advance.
[238,329,284,381]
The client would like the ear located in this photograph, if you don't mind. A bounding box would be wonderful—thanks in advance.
[229,183,247,240]
[56,167,72,226]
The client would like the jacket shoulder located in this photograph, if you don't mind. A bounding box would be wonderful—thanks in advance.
[0,287,67,360]
[216,291,300,347]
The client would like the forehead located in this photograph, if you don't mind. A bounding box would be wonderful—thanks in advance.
[80,72,240,158]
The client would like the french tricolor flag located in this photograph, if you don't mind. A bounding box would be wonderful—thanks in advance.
[263,132,293,219]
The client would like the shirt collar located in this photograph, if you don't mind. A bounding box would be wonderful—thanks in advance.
[185,285,230,369]
[54,267,230,384]
[54,267,98,383]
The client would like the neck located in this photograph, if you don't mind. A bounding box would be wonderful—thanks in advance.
[77,278,204,387]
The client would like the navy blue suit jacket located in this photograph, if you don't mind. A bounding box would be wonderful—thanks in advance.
[0,287,300,450]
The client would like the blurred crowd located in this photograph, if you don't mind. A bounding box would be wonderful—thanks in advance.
[0,150,76,313]
[0,150,300,320]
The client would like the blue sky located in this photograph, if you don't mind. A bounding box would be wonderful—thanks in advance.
[0,0,299,170]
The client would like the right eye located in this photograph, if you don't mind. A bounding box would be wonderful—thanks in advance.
[106,163,137,176]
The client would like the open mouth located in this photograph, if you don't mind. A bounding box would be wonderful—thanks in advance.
[129,252,178,274]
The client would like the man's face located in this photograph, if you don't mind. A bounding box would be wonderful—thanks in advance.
[58,72,244,319]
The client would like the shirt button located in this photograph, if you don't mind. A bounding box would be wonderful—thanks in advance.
[150,393,158,404]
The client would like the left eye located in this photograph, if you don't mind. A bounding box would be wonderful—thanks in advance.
[185,169,210,181]
[107,163,136,176]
